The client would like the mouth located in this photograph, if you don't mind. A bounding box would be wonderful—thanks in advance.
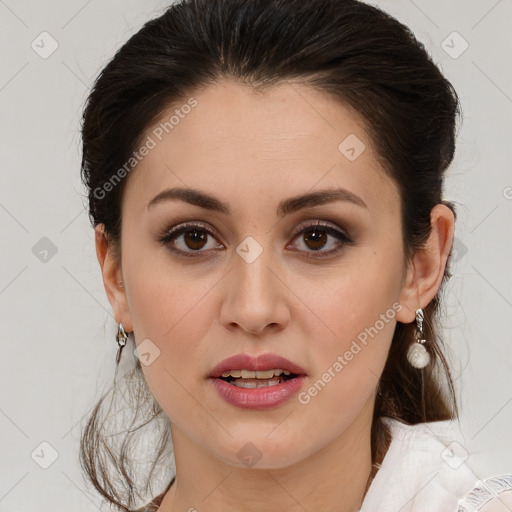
[208,353,307,409]
[208,352,307,389]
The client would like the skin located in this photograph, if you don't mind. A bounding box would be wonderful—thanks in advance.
[480,491,512,512]
[95,79,454,512]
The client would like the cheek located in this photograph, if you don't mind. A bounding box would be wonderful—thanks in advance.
[290,244,403,393]
[122,231,214,335]
[122,244,219,376]
[124,257,218,425]
[295,241,403,335]
[293,287,398,427]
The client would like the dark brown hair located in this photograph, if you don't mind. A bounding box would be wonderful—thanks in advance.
[79,0,461,510]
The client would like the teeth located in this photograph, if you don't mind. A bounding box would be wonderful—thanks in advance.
[232,378,282,388]
[220,368,292,379]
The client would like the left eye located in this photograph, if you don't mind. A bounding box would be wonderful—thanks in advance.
[289,223,352,256]
[159,221,352,258]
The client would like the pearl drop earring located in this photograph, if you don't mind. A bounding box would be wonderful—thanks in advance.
[407,308,431,369]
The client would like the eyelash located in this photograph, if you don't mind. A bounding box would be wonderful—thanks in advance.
[158,220,353,260]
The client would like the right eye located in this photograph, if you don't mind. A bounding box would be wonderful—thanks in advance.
[159,222,224,257]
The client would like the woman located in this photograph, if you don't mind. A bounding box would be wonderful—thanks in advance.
[79,0,511,510]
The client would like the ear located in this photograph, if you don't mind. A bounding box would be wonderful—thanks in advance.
[396,204,455,324]
[95,224,133,332]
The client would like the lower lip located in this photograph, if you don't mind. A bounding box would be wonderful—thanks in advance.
[210,375,307,410]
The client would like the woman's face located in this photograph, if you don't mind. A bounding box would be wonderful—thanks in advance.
[111,79,414,468]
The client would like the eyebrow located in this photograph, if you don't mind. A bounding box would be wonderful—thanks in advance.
[147,186,367,216]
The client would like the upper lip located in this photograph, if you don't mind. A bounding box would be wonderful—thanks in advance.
[209,352,307,378]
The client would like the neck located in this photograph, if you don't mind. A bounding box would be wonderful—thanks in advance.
[159,398,382,512]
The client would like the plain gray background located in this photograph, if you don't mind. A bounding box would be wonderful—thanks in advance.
[0,1,511,510]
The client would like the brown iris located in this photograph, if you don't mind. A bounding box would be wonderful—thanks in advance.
[302,228,327,250]
[184,229,208,250]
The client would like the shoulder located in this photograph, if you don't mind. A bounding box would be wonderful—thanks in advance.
[361,416,480,512]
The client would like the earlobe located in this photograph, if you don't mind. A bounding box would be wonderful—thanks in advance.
[94,224,133,331]
[396,204,455,324]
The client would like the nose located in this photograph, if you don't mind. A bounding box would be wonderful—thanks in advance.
[219,239,290,336]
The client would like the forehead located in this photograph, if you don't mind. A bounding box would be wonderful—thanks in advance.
[124,79,399,217]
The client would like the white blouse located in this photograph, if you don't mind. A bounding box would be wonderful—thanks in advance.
[360,416,511,512]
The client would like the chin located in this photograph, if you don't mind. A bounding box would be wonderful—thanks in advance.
[212,435,309,471]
